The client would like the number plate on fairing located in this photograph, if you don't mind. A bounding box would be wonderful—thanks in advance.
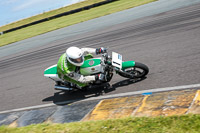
[112,52,122,69]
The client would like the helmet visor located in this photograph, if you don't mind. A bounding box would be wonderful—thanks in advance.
[69,56,83,64]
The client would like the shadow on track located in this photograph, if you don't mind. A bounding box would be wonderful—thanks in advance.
[42,77,146,105]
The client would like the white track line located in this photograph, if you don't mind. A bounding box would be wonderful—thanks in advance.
[0,83,200,114]
[0,103,55,114]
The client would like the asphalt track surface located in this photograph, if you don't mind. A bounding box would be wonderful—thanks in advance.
[1,2,200,111]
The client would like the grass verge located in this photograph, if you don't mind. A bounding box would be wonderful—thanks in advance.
[0,114,200,133]
[0,0,157,47]
[0,0,106,32]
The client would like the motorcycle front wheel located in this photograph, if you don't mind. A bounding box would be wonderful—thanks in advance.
[118,62,149,79]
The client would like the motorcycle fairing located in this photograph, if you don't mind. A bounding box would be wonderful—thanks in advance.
[44,64,61,81]
[44,58,102,80]
[44,60,136,81]
[80,58,102,76]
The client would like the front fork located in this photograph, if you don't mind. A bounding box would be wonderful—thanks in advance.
[115,68,134,78]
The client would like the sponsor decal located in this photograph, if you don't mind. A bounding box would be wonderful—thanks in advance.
[89,60,94,66]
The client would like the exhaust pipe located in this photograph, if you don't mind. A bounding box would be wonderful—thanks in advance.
[54,85,73,91]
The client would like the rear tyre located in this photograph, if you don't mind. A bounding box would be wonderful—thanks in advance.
[118,62,149,79]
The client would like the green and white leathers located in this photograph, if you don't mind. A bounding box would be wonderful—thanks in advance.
[57,48,98,87]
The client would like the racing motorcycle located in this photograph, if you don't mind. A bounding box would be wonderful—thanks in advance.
[44,49,149,91]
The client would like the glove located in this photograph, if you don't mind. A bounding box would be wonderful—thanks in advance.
[95,73,105,81]
[96,47,107,54]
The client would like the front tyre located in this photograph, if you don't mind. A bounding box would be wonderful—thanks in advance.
[118,62,149,79]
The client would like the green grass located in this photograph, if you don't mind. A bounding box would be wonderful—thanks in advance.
[1,114,200,133]
[0,0,157,47]
[0,0,106,32]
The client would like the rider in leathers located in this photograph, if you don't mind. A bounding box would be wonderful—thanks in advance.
[57,47,106,88]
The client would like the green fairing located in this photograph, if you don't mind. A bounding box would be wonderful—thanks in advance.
[57,53,94,87]
[44,60,135,75]
[80,58,101,75]
[44,65,57,74]
[122,61,135,70]
[81,59,101,68]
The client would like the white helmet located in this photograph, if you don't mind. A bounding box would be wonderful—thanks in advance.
[66,47,84,66]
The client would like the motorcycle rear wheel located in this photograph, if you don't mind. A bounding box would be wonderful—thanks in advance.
[118,62,149,79]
